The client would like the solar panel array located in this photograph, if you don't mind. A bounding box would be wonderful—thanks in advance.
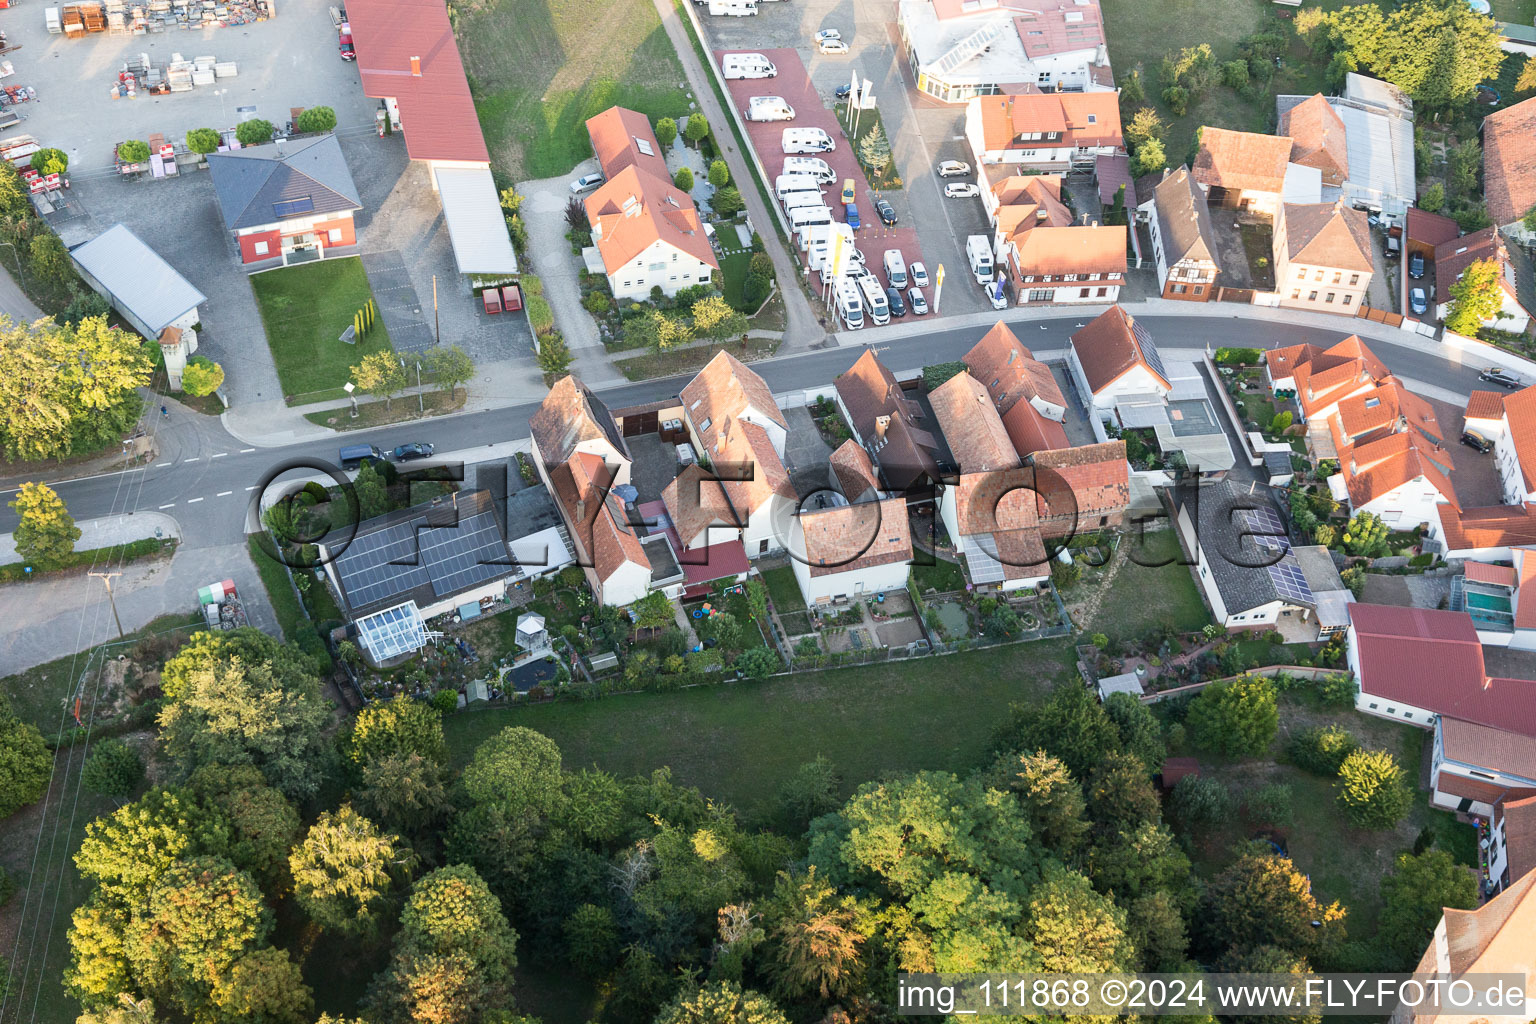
[334,507,510,611]
[1240,504,1290,552]
[272,196,315,218]
[1267,555,1315,605]
[1131,319,1168,383]
[356,602,427,660]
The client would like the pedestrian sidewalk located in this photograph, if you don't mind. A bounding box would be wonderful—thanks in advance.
[0,511,180,564]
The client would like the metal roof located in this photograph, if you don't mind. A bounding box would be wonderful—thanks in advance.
[69,224,206,335]
[432,166,519,276]
[207,134,362,231]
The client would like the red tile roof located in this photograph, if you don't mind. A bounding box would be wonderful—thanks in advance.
[1442,718,1536,783]
[662,462,744,551]
[1348,603,1536,734]
[1437,503,1536,554]
[348,0,489,163]
[830,439,880,502]
[1405,207,1463,248]
[1031,442,1130,526]
[801,497,912,578]
[550,452,650,588]
[1287,335,1389,419]
[1340,429,1459,512]
[1280,94,1349,186]
[930,372,1020,473]
[1466,390,1508,424]
[1010,0,1105,56]
[1335,378,1442,445]
[1439,865,1536,971]
[1434,227,1524,311]
[973,92,1123,153]
[1002,401,1070,458]
[586,106,670,181]
[1518,551,1536,631]
[1069,305,1170,395]
[1481,96,1536,227]
[1282,201,1375,273]
[1009,224,1127,281]
[964,322,1066,417]
[1496,797,1536,888]
[1464,560,1518,588]
[1438,771,1515,806]
[529,374,629,469]
[1192,127,1293,194]
[585,164,717,275]
[684,351,788,438]
[1502,385,1536,495]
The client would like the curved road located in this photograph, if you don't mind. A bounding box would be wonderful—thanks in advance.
[0,313,1495,545]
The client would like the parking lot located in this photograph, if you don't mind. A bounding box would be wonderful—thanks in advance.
[698,0,989,315]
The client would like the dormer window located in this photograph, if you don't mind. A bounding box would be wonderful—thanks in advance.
[1364,397,1380,409]
[699,416,712,432]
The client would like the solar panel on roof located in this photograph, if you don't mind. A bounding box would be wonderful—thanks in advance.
[272,196,315,218]
[1240,505,1290,552]
[333,504,512,612]
[1131,320,1168,382]
[1267,555,1314,604]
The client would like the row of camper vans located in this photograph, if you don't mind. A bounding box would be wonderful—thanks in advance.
[722,53,776,79]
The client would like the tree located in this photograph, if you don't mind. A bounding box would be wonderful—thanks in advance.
[353,460,389,520]
[984,603,1021,636]
[156,626,331,799]
[858,122,892,177]
[1418,182,1445,214]
[32,147,69,175]
[1088,751,1161,832]
[1104,691,1167,770]
[655,982,789,1024]
[564,902,619,977]
[1186,675,1278,757]
[1245,782,1295,827]
[708,159,730,188]
[1335,748,1411,828]
[183,764,301,890]
[1013,750,1089,857]
[1129,891,1190,971]
[210,946,314,1024]
[1221,59,1249,89]
[1168,774,1235,828]
[82,739,145,798]
[289,805,410,936]
[0,703,50,818]
[345,696,447,770]
[735,646,780,679]
[1270,410,1293,434]
[77,993,163,1024]
[74,788,230,906]
[692,295,748,341]
[425,345,475,398]
[713,185,745,217]
[1525,203,1536,233]
[295,106,337,133]
[179,356,224,397]
[995,682,1121,779]
[631,591,674,631]
[351,350,408,410]
[1319,0,1504,110]
[1087,821,1192,903]
[186,128,221,155]
[1199,844,1345,957]
[1340,510,1389,557]
[117,140,151,163]
[535,332,572,375]
[673,166,694,192]
[655,117,678,149]
[30,230,72,282]
[1029,864,1136,973]
[356,752,450,836]
[1444,257,1504,336]
[773,756,841,835]
[1519,55,1536,95]
[1379,850,1478,965]
[683,113,710,148]
[1125,107,1165,151]
[1161,85,1189,116]
[234,119,274,146]
[462,726,565,820]
[1289,723,1360,775]
[1132,137,1167,178]
[10,481,81,570]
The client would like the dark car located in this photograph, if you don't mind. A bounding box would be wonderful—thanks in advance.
[1461,430,1493,453]
[834,83,852,100]
[339,444,388,470]
[886,285,907,318]
[875,198,897,225]
[1408,252,1425,279]
[1479,368,1522,389]
[392,442,435,461]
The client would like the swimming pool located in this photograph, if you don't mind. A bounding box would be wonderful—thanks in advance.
[1466,590,1513,614]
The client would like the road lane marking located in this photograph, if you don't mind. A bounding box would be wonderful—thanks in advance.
[159,503,175,509]
[156,462,172,467]
[184,457,200,462]
[216,491,232,497]
[245,486,259,491]
[239,448,255,453]
[187,497,204,503]
[211,452,227,459]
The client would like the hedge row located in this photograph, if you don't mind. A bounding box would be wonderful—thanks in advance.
[0,537,170,584]
[1214,347,1263,365]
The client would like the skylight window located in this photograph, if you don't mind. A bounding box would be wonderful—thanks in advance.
[635,137,655,156]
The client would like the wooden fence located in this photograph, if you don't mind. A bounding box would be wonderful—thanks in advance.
[1355,304,1404,327]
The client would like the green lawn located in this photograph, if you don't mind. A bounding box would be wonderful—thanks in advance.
[912,557,966,594]
[1491,0,1536,22]
[1088,529,1211,638]
[443,639,1077,811]
[761,565,806,613]
[460,0,690,179]
[248,258,393,406]
[719,250,753,312]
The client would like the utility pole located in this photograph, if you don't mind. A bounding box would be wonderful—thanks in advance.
[88,571,126,638]
[433,275,439,345]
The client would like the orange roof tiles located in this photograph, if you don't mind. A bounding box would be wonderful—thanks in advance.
[830,439,880,502]
[973,92,1123,153]
[663,462,744,551]
[964,322,1066,416]
[1282,202,1374,273]
[1192,127,1293,194]
[585,164,717,275]
[1002,401,1070,458]
[1031,442,1130,524]
[1335,378,1443,446]
[956,465,1041,536]
[1434,227,1522,310]
[1011,224,1128,280]
[586,107,670,181]
[1438,503,1536,553]
[1481,96,1536,227]
[1464,560,1518,588]
[1341,430,1458,512]
[550,452,650,587]
[801,497,912,577]
[1288,335,1389,419]
[1440,849,1536,967]
[1280,94,1349,187]
[929,372,1019,473]
[1518,552,1536,631]
[1507,386,1536,494]
[1466,390,1508,423]
[529,374,629,468]
[1069,305,1170,395]
[683,351,788,439]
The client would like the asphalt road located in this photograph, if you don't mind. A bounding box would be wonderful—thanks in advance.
[0,313,1492,547]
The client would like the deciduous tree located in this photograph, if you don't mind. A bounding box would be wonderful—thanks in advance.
[183,764,300,890]
[1319,0,1504,110]
[655,117,678,149]
[1444,257,1504,336]
[462,726,565,820]
[1132,137,1167,178]
[0,701,50,818]
[1379,849,1477,965]
[708,159,730,188]
[234,119,274,146]
[1088,750,1161,832]
[179,356,224,397]
[1013,750,1089,856]
[209,946,314,1024]
[1186,675,1278,757]
[289,805,410,936]
[654,982,790,1024]
[345,696,447,769]
[683,113,710,148]
[186,128,220,155]
[1028,864,1135,972]
[356,752,450,836]
[995,682,1121,779]
[10,480,81,569]
[1335,748,1411,828]
[692,295,748,341]
[761,867,866,1002]
[352,350,408,410]
[1104,691,1167,770]
[32,147,69,175]
[773,756,842,835]
[74,788,230,901]
[425,345,475,399]
[295,106,337,133]
[674,166,694,192]
[1199,844,1345,957]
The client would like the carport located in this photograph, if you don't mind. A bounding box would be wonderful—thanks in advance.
[433,166,520,279]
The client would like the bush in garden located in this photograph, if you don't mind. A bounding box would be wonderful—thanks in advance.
[234,119,274,147]
[673,167,693,192]
[295,106,337,133]
[1336,749,1411,828]
[1288,723,1359,775]
[1169,774,1235,827]
[81,739,145,797]
[180,356,225,397]
[1244,782,1294,827]
[186,128,221,155]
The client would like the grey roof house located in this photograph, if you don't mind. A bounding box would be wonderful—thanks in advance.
[206,134,362,265]
[69,223,206,340]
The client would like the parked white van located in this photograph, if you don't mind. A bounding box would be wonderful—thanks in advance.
[774,173,822,201]
[706,0,755,15]
[782,191,826,213]
[782,128,835,154]
[722,53,776,79]
[790,205,833,237]
[746,96,795,122]
[782,156,836,183]
[883,249,907,289]
[835,276,864,330]
[856,272,890,326]
[966,235,994,284]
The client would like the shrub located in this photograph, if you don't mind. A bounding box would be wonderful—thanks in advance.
[673,166,693,192]
[1336,749,1412,829]
[582,290,611,314]
[1269,411,1294,434]
[536,332,573,375]
[32,147,69,175]
[741,272,771,309]
[1314,673,1356,708]
[117,139,151,163]
[708,159,730,188]
[1245,783,1294,827]
[526,294,555,336]
[180,356,225,397]
[1221,59,1249,89]
[713,186,745,216]
[1170,775,1235,827]
[295,106,337,133]
[748,253,775,281]
[234,119,274,147]
[1288,723,1359,775]
[62,291,111,327]
[1214,347,1263,365]
[1187,675,1277,757]
[81,738,145,797]
[1162,85,1189,116]
[655,117,678,149]
[186,128,221,155]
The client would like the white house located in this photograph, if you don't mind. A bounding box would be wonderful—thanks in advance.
[1066,305,1172,415]
[1490,387,1536,506]
[553,453,655,608]
[1139,167,1221,302]
[965,91,1123,174]
[791,497,912,605]
[529,375,634,490]
[1433,228,1533,334]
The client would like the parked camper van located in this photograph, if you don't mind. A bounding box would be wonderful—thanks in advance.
[883,249,907,289]
[835,277,864,330]
[966,235,994,284]
[706,0,756,14]
[782,156,836,183]
[722,53,776,78]
[856,272,890,326]
[774,173,822,202]
[781,128,835,154]
[789,205,834,240]
[746,96,795,122]
[782,191,826,214]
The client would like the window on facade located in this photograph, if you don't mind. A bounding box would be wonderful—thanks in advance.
[1315,270,1324,281]
[1349,274,1360,285]
[1387,707,1396,714]
[1291,290,1300,299]
[1172,284,1187,294]
[1194,285,1203,295]
[253,240,269,255]
[1096,287,1107,297]
[1079,288,1090,298]
[1308,291,1318,301]
[1369,702,1379,709]
[1297,268,1306,279]
[1326,292,1335,303]
[1028,289,1052,302]
[1343,294,1353,305]
[672,253,677,261]
[1471,770,1496,780]
[1332,272,1341,284]
[328,228,343,244]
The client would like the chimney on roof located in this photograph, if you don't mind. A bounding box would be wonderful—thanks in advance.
[410,55,422,76]
[576,497,585,521]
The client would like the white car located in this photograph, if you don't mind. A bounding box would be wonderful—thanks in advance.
[944,182,980,198]
[569,172,604,193]
[936,160,970,177]
[909,261,929,288]
[814,29,841,43]
[817,38,849,54]
[847,247,866,271]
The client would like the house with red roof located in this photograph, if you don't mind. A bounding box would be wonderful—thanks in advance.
[965,92,1123,174]
[1405,867,1536,992]
[831,349,942,493]
[1139,167,1221,301]
[1273,200,1374,316]
[584,107,718,303]
[1192,127,1298,218]
[980,174,1127,306]
[548,452,656,608]
[1461,385,1536,507]
[1325,375,1458,531]
[1433,502,1536,562]
[1433,228,1532,334]
[790,447,912,604]
[1454,547,1536,652]
[346,0,518,282]
[1066,305,1171,414]
[1481,95,1536,246]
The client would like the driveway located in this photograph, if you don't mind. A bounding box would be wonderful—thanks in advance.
[782,405,834,497]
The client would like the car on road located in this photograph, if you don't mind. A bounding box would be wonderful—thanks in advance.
[875,198,897,225]
[937,160,970,177]
[340,444,388,470]
[1409,287,1427,314]
[840,178,855,204]
[944,182,980,199]
[1479,368,1523,389]
[910,261,929,288]
[844,202,860,229]
[1408,252,1425,279]
[835,83,852,100]
[570,172,604,194]
[392,442,435,461]
[814,29,841,43]
[338,22,355,60]
[818,38,850,54]
[907,287,928,315]
[1461,429,1494,453]
[886,286,907,318]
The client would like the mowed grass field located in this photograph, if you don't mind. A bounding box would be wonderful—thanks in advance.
[458,0,692,180]
[444,639,1079,812]
[248,257,393,406]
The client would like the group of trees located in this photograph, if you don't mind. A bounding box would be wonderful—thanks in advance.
[351,346,476,410]
[623,294,748,351]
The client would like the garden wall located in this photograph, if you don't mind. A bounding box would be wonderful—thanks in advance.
[1139,664,1347,703]
[1442,329,1536,379]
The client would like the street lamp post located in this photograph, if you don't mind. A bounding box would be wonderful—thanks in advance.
[344,381,358,419]
[416,361,423,413]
